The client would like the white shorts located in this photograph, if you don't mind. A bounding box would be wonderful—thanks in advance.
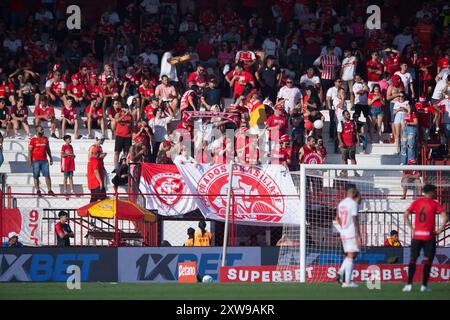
[341,238,359,253]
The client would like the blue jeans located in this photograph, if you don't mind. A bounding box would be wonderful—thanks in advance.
[401,126,417,164]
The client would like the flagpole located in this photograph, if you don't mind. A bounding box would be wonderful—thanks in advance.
[221,161,234,267]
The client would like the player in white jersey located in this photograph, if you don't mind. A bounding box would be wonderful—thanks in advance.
[334,184,362,288]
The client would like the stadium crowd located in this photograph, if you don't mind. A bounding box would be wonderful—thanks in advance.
[0,0,449,195]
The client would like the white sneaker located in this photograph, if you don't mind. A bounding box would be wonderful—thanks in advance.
[402,284,412,292]
[420,285,432,293]
[342,282,358,288]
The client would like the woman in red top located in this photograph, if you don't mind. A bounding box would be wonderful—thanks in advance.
[368,84,385,143]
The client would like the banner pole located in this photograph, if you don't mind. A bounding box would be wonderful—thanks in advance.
[221,161,234,267]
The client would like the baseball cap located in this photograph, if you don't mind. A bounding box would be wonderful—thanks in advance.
[8,232,19,239]
[280,134,290,142]
[275,103,283,111]
[126,96,135,107]
[89,73,98,80]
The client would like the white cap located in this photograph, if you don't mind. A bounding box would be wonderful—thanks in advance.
[8,232,19,239]
[126,96,134,107]
[95,131,106,140]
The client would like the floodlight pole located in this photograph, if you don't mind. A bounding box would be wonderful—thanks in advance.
[221,161,234,267]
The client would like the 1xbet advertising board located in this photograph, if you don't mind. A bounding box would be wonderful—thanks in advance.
[0,247,117,282]
[118,247,261,282]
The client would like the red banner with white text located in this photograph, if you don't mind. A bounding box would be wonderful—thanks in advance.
[220,265,450,283]
[1,208,43,246]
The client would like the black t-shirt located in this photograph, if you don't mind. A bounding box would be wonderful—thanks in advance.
[55,222,72,247]
[0,106,10,121]
[202,87,221,107]
[258,65,280,89]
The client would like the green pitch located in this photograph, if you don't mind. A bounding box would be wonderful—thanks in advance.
[0,282,449,300]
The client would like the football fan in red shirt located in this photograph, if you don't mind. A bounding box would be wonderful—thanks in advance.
[366,51,383,90]
[10,97,30,138]
[60,134,76,195]
[85,97,105,139]
[265,103,288,142]
[34,94,57,139]
[403,184,448,293]
[67,74,86,107]
[28,125,54,196]
[61,97,80,139]
[45,71,66,107]
[186,64,209,90]
[225,63,255,100]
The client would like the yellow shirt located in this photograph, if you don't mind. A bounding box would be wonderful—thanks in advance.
[184,238,194,246]
[194,231,212,246]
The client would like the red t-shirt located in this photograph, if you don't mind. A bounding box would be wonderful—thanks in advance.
[407,198,444,240]
[266,114,288,140]
[368,93,383,107]
[61,144,75,172]
[366,60,383,82]
[116,111,133,137]
[62,107,77,121]
[385,55,400,75]
[303,31,321,56]
[186,71,209,88]
[144,104,155,121]
[138,85,155,98]
[29,136,48,161]
[85,83,103,100]
[34,104,55,119]
[85,105,103,119]
[340,120,356,147]
[67,83,85,98]
[87,157,103,190]
[225,70,253,98]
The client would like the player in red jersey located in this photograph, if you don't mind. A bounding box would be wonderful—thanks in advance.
[402,184,448,293]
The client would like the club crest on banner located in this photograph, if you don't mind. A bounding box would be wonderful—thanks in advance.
[152,172,185,206]
[197,165,285,223]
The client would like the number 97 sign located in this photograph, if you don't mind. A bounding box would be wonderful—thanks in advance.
[1,208,43,246]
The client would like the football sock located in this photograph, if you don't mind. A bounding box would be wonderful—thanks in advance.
[344,257,354,284]
[422,260,432,287]
[407,262,416,285]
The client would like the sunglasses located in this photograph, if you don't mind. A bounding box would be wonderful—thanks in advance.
[287,81,293,84]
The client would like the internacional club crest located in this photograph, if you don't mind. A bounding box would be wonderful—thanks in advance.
[197,165,285,222]
[152,173,185,206]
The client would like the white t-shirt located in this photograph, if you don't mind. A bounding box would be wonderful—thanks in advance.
[394,71,413,95]
[277,86,302,113]
[262,38,280,58]
[442,98,450,124]
[139,52,158,66]
[393,100,409,115]
[432,79,448,100]
[392,34,413,53]
[352,82,368,105]
[159,51,178,82]
[300,74,320,87]
[437,68,449,81]
[3,39,22,52]
[140,0,160,14]
[149,116,172,142]
[341,56,356,81]
[326,86,339,110]
[337,197,359,240]
[333,97,346,122]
